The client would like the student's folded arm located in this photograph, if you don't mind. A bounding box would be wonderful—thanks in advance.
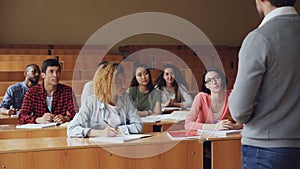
[18,92,36,124]
[67,102,91,137]
[160,91,169,107]
[0,88,15,114]
[152,101,162,115]
[152,90,162,115]
[67,114,91,137]
[184,93,204,130]
[67,90,79,120]
[180,85,193,108]
[184,111,204,130]
[18,110,36,124]
[161,101,168,108]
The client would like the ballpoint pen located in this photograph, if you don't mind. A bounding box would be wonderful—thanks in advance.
[103,120,119,131]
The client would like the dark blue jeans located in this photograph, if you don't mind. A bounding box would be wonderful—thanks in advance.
[242,145,300,169]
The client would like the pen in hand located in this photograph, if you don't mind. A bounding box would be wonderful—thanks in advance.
[103,120,119,132]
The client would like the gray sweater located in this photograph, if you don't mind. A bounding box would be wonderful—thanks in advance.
[229,14,300,148]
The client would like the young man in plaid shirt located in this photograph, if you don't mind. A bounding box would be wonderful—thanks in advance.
[18,59,79,124]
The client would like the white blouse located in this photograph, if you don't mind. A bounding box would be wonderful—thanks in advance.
[161,84,193,108]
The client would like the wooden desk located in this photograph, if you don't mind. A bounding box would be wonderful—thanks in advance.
[143,120,185,133]
[0,120,184,140]
[0,121,183,140]
[0,114,18,124]
[206,134,242,169]
[0,133,204,169]
[0,124,67,139]
[0,124,241,169]
[142,110,189,133]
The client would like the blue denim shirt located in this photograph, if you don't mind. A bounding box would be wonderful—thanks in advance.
[0,82,28,110]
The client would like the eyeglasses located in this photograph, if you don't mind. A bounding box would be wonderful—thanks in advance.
[205,75,221,85]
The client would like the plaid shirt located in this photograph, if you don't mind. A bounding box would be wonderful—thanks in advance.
[18,83,79,124]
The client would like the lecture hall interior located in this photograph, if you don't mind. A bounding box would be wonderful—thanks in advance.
[0,1,299,169]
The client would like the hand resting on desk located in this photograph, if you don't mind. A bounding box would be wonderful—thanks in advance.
[202,120,243,130]
[35,113,70,124]
[88,126,121,137]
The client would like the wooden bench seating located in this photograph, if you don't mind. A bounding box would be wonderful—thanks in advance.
[0,55,56,62]
[0,48,107,55]
[0,80,89,96]
[0,54,124,62]
[0,62,98,71]
[0,80,87,107]
[0,70,96,82]
[0,49,49,55]
[0,44,239,95]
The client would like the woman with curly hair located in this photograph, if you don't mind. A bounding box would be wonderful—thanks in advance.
[127,63,161,117]
[68,62,143,137]
[155,64,193,109]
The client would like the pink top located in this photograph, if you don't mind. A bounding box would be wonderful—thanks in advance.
[185,90,231,130]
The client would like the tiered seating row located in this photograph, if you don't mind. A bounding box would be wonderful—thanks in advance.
[0,44,240,106]
[0,44,108,55]
[0,52,126,106]
[119,45,239,91]
[0,54,124,71]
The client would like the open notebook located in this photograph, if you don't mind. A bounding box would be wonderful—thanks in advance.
[16,122,58,129]
[141,110,189,123]
[88,125,151,143]
[89,134,151,144]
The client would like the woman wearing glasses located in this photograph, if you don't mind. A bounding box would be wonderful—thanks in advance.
[185,66,243,130]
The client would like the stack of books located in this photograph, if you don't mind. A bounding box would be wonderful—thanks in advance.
[167,130,200,140]
[197,129,242,137]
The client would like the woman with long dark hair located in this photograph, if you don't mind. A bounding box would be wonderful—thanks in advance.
[155,64,192,109]
[127,63,161,117]
[185,66,242,130]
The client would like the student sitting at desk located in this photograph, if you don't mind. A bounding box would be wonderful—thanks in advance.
[68,62,142,137]
[18,59,78,124]
[0,64,40,116]
[127,63,161,117]
[185,67,243,130]
[155,64,193,109]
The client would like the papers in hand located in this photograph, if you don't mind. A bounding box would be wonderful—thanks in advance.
[89,134,151,144]
[16,122,58,129]
[197,129,242,137]
[141,110,189,123]
[167,130,200,140]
